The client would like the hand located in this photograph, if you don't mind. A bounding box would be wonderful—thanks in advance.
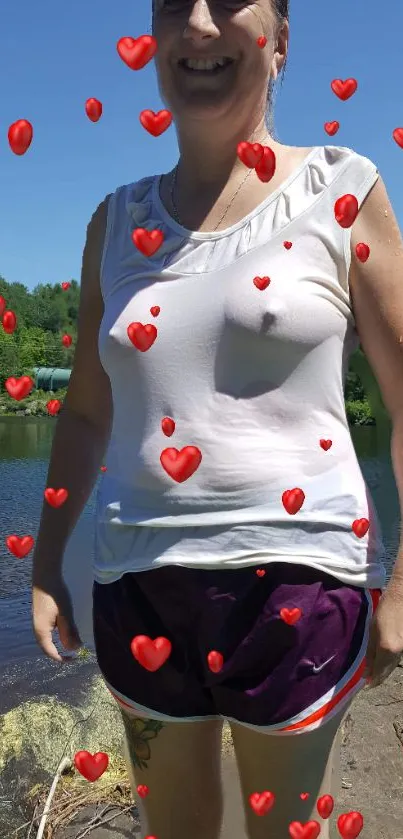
[364,581,403,688]
[32,574,83,662]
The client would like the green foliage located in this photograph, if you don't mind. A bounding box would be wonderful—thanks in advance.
[0,276,79,388]
[0,387,68,416]
[345,399,374,426]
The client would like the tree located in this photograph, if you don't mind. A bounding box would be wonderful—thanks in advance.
[0,329,20,386]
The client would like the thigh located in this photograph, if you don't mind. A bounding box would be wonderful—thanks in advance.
[92,568,222,720]
[120,709,224,839]
[230,706,345,839]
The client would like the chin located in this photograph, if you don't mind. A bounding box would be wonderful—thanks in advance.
[170,87,238,122]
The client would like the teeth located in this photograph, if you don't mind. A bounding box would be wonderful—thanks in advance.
[182,58,228,70]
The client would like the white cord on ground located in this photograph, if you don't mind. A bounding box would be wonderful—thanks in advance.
[35,756,72,839]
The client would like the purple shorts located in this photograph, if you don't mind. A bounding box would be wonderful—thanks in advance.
[92,562,381,734]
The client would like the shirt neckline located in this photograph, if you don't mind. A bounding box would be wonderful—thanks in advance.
[151,145,322,242]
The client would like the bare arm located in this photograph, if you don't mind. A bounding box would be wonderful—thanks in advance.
[32,196,112,585]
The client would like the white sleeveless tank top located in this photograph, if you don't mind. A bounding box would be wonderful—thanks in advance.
[94,144,387,590]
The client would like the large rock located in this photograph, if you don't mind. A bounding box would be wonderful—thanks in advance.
[0,674,127,839]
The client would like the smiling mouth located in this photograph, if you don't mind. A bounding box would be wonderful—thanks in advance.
[178,57,235,75]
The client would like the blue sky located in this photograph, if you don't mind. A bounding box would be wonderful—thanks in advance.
[1,0,402,291]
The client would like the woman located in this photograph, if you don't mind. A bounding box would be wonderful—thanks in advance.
[32,1,403,837]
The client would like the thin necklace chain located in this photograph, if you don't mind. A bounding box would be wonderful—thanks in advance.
[169,129,270,232]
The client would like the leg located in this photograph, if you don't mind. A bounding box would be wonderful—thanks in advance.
[230,706,345,839]
[120,709,224,839]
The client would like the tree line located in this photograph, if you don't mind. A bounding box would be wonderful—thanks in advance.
[0,276,78,384]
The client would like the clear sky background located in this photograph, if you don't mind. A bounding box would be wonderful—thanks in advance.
[1,0,402,291]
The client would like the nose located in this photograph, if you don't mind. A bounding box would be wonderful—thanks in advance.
[183,0,220,43]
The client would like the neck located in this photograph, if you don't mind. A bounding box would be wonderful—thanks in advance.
[173,112,272,192]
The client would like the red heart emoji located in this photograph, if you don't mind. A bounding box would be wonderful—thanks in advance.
[61,282,71,291]
[330,78,357,101]
[137,784,149,798]
[237,141,264,169]
[283,241,292,249]
[150,306,160,317]
[207,651,224,673]
[256,36,267,48]
[130,635,172,671]
[337,811,364,839]
[117,35,157,71]
[334,194,359,228]
[62,334,72,347]
[0,296,6,317]
[161,417,175,437]
[85,98,103,123]
[319,439,332,451]
[140,109,173,136]
[8,119,33,155]
[355,242,370,263]
[132,227,164,256]
[255,146,276,182]
[100,465,107,472]
[5,376,34,401]
[2,310,17,334]
[282,488,305,515]
[316,794,334,819]
[280,607,302,625]
[300,793,310,801]
[324,121,340,136]
[74,751,109,782]
[127,322,157,352]
[160,446,202,483]
[289,821,321,839]
[256,569,266,577]
[253,276,271,291]
[44,488,68,508]
[6,534,35,558]
[249,791,275,816]
[352,518,369,538]
[393,128,403,149]
[47,399,61,416]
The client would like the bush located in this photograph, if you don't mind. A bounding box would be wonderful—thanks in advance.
[0,387,68,416]
[345,399,374,426]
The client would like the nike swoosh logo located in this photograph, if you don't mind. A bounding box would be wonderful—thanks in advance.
[312,654,336,673]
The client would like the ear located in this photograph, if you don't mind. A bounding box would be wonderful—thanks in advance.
[273,18,289,78]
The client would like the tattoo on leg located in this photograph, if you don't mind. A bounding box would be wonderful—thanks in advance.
[121,713,165,770]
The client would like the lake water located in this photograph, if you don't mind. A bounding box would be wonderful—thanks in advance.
[0,414,401,718]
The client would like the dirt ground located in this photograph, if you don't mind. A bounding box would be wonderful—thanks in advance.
[2,661,402,839]
[50,664,403,839]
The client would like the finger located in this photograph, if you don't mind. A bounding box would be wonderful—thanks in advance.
[57,614,83,651]
[34,629,64,663]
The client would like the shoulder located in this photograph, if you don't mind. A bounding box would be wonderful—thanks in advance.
[284,143,378,181]
[84,195,113,268]
[319,144,378,176]
[87,193,113,234]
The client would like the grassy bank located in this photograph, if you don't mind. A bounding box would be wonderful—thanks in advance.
[0,388,375,425]
[0,388,68,417]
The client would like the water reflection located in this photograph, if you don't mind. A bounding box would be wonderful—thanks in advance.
[0,415,56,460]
